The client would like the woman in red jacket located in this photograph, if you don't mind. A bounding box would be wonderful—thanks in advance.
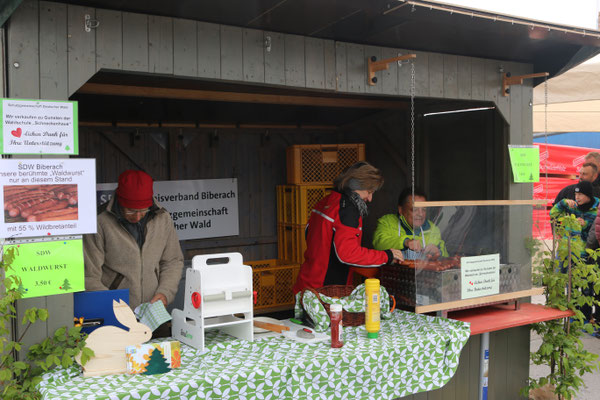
[292,162,403,294]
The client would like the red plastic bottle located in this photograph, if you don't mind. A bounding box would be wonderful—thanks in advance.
[330,304,343,348]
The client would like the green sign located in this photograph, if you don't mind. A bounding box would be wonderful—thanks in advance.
[4,238,84,298]
[0,98,78,155]
[508,145,539,183]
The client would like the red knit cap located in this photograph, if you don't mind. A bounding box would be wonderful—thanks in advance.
[116,170,154,209]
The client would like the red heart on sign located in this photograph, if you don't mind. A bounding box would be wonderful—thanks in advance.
[11,128,22,138]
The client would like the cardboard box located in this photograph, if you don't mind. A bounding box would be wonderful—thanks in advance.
[125,340,181,375]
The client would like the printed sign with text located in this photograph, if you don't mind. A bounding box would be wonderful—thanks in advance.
[508,145,539,183]
[97,178,239,240]
[3,237,85,299]
[460,254,500,299]
[0,159,96,237]
[1,98,78,155]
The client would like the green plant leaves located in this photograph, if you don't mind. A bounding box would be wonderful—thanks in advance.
[527,215,600,399]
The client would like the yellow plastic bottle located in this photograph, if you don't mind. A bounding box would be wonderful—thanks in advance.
[364,278,380,339]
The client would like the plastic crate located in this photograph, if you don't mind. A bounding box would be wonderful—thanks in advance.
[276,185,332,225]
[245,259,300,311]
[277,223,306,264]
[286,144,366,185]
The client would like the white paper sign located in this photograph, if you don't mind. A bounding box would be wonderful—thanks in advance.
[1,98,78,155]
[97,178,239,240]
[0,159,96,237]
[460,254,500,299]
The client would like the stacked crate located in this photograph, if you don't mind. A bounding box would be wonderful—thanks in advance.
[248,143,365,313]
[278,144,366,264]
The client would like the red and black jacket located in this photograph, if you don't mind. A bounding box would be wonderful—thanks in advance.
[292,191,393,294]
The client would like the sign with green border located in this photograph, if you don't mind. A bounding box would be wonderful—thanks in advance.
[0,98,78,155]
[3,237,84,298]
[508,145,539,183]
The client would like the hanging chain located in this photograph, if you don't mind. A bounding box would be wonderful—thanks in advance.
[410,60,416,204]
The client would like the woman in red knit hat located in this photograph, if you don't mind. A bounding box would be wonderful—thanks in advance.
[83,170,183,318]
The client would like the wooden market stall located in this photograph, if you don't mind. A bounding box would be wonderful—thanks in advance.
[2,0,600,398]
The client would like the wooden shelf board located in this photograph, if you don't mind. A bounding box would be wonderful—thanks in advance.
[414,287,545,314]
[449,302,573,335]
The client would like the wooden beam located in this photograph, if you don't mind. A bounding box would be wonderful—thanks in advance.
[79,121,338,130]
[414,199,548,208]
[414,287,545,314]
[78,83,408,109]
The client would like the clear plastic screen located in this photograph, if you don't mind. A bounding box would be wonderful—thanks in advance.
[397,202,539,307]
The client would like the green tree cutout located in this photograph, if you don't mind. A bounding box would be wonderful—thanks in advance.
[143,347,171,375]
[60,278,71,291]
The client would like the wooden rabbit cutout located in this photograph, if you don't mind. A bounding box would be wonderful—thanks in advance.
[76,299,151,377]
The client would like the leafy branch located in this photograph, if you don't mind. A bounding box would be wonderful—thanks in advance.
[525,214,600,400]
[0,245,94,399]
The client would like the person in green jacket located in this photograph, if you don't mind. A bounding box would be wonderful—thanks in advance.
[373,187,448,258]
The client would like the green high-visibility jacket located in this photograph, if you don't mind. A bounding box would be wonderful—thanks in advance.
[372,213,448,256]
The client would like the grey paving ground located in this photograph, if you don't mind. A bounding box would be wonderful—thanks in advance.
[529,294,600,399]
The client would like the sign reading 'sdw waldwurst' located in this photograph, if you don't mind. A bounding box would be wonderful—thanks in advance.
[97,178,239,240]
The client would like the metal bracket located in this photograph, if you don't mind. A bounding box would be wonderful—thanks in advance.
[502,71,548,96]
[368,54,416,85]
[84,14,100,33]
[264,35,272,53]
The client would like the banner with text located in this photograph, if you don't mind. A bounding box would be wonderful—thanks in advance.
[0,159,96,237]
[461,254,500,299]
[3,236,85,299]
[97,178,239,240]
[1,98,78,155]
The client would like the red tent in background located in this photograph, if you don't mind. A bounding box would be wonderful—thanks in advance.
[532,143,596,240]
[536,143,598,176]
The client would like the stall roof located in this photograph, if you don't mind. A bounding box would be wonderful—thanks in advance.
[33,0,600,79]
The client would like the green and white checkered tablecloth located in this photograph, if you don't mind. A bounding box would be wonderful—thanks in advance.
[38,310,470,400]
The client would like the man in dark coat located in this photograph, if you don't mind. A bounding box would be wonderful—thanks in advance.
[553,162,599,205]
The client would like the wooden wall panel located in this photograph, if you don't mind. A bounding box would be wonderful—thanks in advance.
[122,12,148,73]
[443,54,458,99]
[489,329,509,400]
[67,5,96,95]
[264,31,285,85]
[484,59,500,105]
[148,16,173,74]
[305,37,325,89]
[243,28,265,83]
[284,34,305,87]
[335,42,347,92]
[0,28,4,97]
[323,40,336,90]
[457,56,472,100]
[39,1,68,100]
[173,18,197,77]
[8,0,40,98]
[414,51,430,97]
[398,49,413,96]
[471,58,486,100]
[220,25,243,81]
[381,47,399,95]
[197,22,220,79]
[95,9,122,71]
[346,43,365,93]
[428,53,444,98]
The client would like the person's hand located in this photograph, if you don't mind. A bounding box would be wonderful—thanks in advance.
[150,293,167,307]
[577,217,585,226]
[390,248,404,263]
[424,244,441,257]
[406,240,423,251]
[565,199,577,209]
